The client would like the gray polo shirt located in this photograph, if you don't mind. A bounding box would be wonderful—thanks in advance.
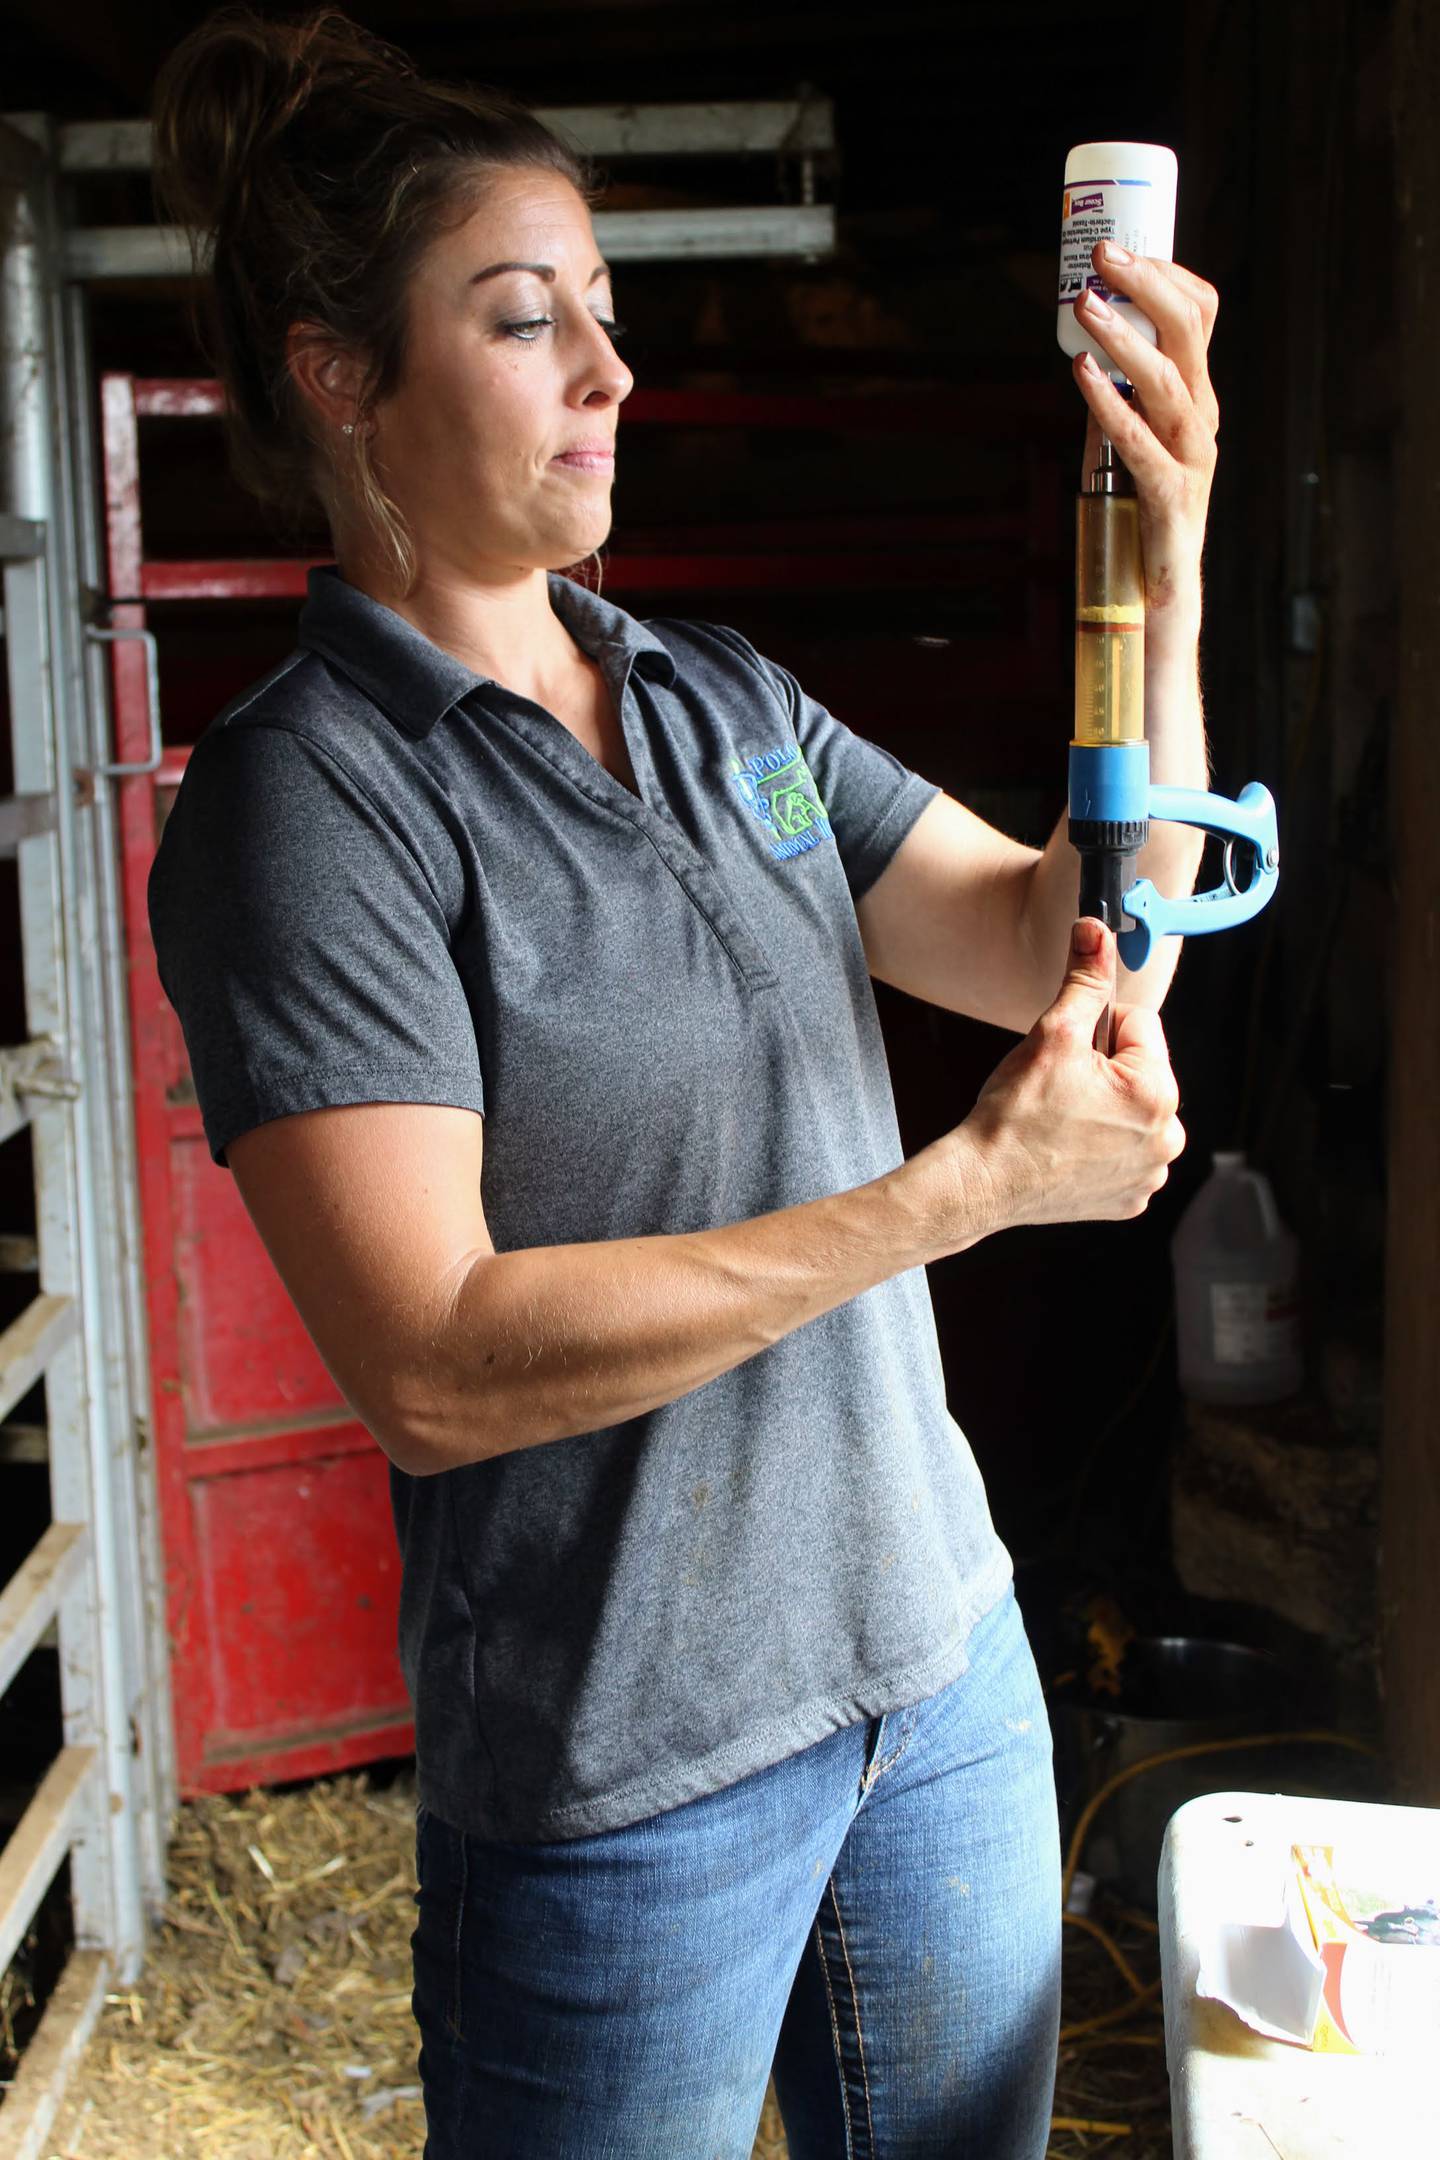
[147,565,1012,1841]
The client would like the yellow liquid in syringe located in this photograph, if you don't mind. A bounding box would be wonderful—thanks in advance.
[1074,605,1145,747]
[1073,489,1145,746]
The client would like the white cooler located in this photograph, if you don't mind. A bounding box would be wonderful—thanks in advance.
[1158,1790,1439,2158]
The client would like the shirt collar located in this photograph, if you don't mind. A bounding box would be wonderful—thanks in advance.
[296,563,679,740]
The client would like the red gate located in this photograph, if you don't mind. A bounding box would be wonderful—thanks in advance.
[103,375,412,1794]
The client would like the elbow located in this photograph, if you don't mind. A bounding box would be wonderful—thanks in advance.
[365,1249,513,1475]
[375,1422,450,1479]
[375,1389,510,1478]
[332,1352,502,1477]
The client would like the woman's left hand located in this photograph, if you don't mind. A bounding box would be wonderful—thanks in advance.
[1072,239,1220,625]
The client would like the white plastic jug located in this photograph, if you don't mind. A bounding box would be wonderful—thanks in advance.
[1170,1151,1302,1405]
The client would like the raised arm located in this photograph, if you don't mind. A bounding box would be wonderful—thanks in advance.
[228,920,1183,1477]
[858,247,1221,1034]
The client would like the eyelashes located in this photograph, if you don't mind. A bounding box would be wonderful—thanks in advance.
[501,317,628,345]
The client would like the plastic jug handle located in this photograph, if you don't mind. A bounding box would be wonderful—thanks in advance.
[1243,1170,1281,1241]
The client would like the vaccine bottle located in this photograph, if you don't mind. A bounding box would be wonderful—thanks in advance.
[1170,1152,1304,1407]
[1058,142,1178,375]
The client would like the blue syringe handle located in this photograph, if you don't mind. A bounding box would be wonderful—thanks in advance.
[1117,781,1280,969]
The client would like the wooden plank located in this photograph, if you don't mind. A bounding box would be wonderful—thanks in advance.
[0,1426,48,1464]
[0,794,57,860]
[0,1295,77,1426]
[0,1524,87,1700]
[1384,0,1440,1801]
[0,515,43,562]
[0,1748,96,1980]
[60,100,834,171]
[0,1948,109,2160]
[66,204,836,282]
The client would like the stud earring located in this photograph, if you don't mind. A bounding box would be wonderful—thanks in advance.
[341,422,355,436]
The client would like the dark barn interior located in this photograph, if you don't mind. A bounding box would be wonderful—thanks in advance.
[1,0,1435,2154]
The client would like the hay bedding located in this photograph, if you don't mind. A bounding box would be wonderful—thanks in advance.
[40,1771,1163,2158]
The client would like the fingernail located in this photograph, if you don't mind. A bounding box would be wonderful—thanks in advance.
[1099,239,1133,265]
[1082,289,1113,322]
[1073,917,1102,956]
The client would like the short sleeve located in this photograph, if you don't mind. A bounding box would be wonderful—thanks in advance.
[147,722,486,1170]
[699,622,940,902]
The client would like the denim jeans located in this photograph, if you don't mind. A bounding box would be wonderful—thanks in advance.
[411,1582,1061,2159]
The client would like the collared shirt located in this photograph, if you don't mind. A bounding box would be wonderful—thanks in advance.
[148,565,1011,1841]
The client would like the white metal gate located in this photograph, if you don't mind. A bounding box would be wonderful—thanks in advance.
[0,114,171,2160]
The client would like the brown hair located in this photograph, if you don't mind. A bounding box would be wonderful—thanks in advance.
[151,6,602,592]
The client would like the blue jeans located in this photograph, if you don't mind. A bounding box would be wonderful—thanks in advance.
[411,1583,1061,2158]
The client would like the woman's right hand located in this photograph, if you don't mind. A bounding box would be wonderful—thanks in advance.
[946,916,1187,1238]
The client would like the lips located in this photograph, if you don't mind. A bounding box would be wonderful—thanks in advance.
[551,446,615,472]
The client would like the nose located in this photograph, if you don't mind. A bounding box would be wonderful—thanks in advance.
[576,313,632,406]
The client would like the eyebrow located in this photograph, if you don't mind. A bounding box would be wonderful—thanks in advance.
[469,261,611,286]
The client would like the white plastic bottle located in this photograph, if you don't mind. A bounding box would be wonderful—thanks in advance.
[1170,1152,1303,1406]
[1058,141,1178,376]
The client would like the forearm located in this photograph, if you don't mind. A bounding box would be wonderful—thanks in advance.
[390,1134,991,1474]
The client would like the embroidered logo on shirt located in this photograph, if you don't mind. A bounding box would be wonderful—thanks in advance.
[729,746,834,862]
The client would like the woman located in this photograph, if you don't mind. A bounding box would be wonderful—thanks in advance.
[148,10,1211,2156]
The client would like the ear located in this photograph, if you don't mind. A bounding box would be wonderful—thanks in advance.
[285,321,368,436]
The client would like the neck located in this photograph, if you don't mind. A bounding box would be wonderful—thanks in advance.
[334,538,590,696]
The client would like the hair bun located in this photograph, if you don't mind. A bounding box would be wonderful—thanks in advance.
[151,6,408,236]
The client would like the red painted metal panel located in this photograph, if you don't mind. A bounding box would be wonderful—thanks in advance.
[103,375,214,1789]
[132,376,1068,434]
[170,1130,348,1427]
[140,559,320,602]
[189,1442,407,1758]
[186,1422,375,1482]
[134,381,226,418]
[103,374,414,1794]
[192,1719,417,1795]
[140,547,1039,603]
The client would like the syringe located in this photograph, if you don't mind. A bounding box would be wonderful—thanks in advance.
[1058,140,1280,1042]
[1070,414,1147,1054]
[1064,414,1281,1030]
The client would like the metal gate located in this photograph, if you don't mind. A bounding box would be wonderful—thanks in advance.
[103,370,416,1793]
[0,115,169,2160]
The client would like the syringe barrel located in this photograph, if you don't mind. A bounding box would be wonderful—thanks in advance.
[1074,493,1145,746]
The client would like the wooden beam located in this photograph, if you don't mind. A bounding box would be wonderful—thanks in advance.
[64,204,837,282]
[0,1425,48,1463]
[1383,0,1440,1799]
[0,1294,77,1426]
[60,99,835,170]
[0,1948,109,2160]
[0,1747,97,1980]
[0,1522,87,1700]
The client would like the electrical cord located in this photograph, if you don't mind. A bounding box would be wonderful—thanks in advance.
[1061,1725,1378,1910]
[1048,1724,1381,2146]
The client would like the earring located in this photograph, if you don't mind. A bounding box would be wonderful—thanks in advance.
[341,422,355,437]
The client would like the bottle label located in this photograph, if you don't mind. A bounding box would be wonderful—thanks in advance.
[1210,1282,1301,1367]
[1059,177,1155,308]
